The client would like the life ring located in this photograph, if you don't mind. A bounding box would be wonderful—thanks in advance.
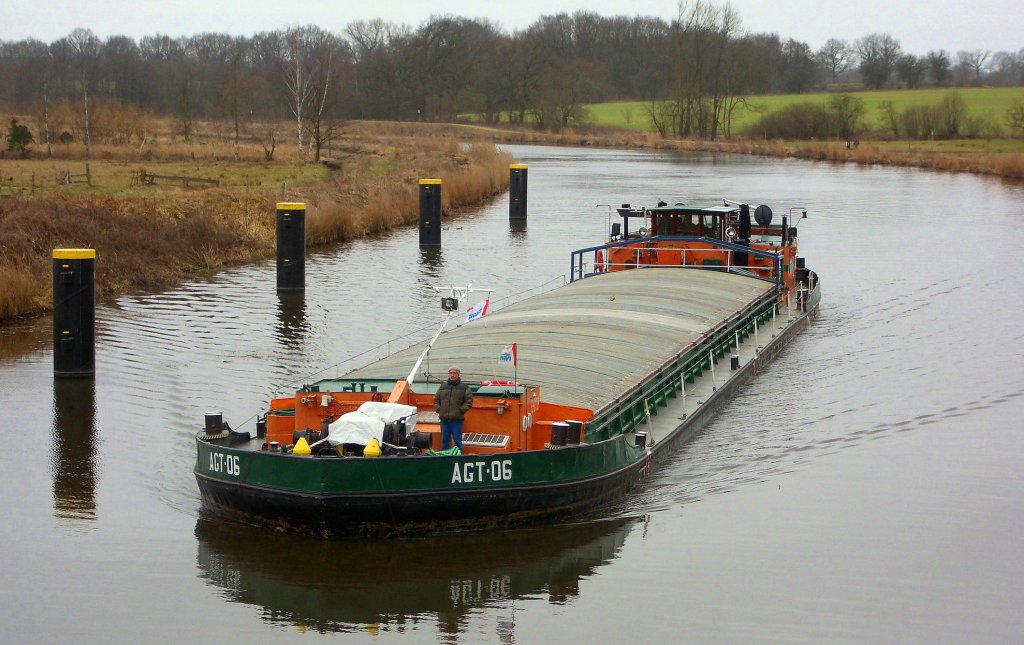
[481,379,519,386]
[595,249,606,272]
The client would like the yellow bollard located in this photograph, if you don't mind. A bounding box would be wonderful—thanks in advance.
[293,436,311,455]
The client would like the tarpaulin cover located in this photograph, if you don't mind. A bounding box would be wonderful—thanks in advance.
[327,402,417,446]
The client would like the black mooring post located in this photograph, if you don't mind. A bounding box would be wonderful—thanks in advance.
[509,164,528,221]
[419,179,442,247]
[276,202,306,292]
[52,248,95,378]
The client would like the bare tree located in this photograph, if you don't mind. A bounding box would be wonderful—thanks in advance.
[531,58,609,129]
[305,38,353,161]
[816,38,854,84]
[507,29,552,124]
[856,33,902,89]
[29,48,55,156]
[988,50,1023,86]
[65,28,100,156]
[262,124,277,161]
[410,16,501,121]
[476,34,514,123]
[348,20,419,120]
[895,54,926,88]
[669,0,742,139]
[925,50,952,86]
[220,47,250,142]
[281,26,333,157]
[781,39,818,92]
[956,49,990,83]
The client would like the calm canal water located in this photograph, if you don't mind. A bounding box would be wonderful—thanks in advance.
[2,145,1023,643]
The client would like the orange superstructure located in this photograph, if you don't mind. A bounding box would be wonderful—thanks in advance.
[582,201,807,307]
[263,380,590,456]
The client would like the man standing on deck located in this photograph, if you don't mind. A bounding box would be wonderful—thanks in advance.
[435,367,473,452]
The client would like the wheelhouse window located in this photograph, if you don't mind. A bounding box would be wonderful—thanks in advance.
[681,214,701,235]
[702,215,718,236]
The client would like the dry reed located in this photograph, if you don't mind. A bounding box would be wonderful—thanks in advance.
[0,133,512,322]
[0,265,39,318]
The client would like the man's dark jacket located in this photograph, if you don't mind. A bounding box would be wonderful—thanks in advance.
[434,378,473,421]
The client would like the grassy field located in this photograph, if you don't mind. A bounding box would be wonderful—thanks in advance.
[587,86,1024,133]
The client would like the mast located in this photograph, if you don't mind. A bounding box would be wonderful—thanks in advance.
[386,283,493,403]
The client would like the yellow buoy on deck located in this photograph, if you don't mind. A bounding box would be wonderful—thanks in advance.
[364,439,381,458]
[293,437,311,455]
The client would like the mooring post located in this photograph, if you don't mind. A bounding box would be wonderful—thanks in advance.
[509,164,528,222]
[52,249,96,378]
[276,202,306,292]
[419,179,442,247]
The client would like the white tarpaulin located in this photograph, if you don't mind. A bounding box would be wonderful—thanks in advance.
[326,402,417,446]
[356,402,417,430]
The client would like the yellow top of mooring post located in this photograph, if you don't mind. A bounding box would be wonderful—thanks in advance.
[419,178,442,185]
[510,164,528,169]
[52,249,96,259]
[276,202,306,211]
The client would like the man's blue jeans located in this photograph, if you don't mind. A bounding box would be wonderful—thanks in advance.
[441,419,464,451]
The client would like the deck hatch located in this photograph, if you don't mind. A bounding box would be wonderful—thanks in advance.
[346,268,773,410]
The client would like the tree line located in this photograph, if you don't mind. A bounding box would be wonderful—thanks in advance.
[1,2,1021,155]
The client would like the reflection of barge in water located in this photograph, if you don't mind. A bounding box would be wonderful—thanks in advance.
[195,513,634,632]
[196,200,820,537]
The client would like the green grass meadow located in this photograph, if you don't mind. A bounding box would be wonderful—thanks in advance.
[588,87,1024,134]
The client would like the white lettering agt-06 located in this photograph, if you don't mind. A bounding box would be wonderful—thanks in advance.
[451,460,512,484]
[209,452,240,476]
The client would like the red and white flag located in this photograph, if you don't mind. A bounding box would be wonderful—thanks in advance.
[498,343,517,366]
[465,299,490,322]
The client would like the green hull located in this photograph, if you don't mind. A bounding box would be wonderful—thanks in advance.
[196,434,649,536]
[196,434,645,495]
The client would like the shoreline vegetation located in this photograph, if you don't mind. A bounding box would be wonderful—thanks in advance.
[396,121,1024,179]
[0,123,513,322]
[2,118,1022,324]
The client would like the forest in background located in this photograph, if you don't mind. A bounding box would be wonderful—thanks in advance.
[2,1,1023,156]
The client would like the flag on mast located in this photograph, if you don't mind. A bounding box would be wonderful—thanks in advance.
[498,343,517,366]
[465,299,490,322]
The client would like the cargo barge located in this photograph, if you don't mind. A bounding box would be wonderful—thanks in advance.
[195,201,820,537]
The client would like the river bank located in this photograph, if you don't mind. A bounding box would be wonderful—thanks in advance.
[355,120,1024,180]
[4,118,1019,323]
[0,133,512,322]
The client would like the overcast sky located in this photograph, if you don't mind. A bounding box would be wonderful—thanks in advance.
[2,0,1020,55]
